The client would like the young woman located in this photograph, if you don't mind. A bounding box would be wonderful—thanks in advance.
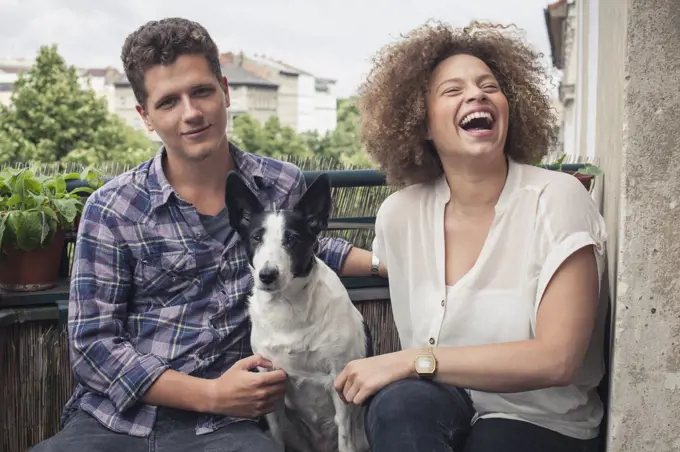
[333,21,608,452]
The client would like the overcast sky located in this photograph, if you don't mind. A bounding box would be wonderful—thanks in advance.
[0,0,559,98]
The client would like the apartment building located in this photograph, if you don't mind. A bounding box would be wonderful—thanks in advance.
[0,58,118,108]
[223,52,338,135]
[544,0,595,160]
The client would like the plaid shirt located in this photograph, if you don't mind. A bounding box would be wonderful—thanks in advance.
[62,143,353,437]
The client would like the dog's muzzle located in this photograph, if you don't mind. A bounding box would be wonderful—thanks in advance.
[258,266,279,285]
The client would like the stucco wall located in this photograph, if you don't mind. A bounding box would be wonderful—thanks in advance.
[597,0,680,450]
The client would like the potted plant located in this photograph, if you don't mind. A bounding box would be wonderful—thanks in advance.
[538,154,603,191]
[0,166,98,292]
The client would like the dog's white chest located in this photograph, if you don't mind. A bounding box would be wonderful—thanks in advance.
[251,327,331,378]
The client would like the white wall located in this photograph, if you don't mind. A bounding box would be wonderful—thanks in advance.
[295,73,317,133]
[314,82,338,135]
[585,0,599,160]
[560,0,599,162]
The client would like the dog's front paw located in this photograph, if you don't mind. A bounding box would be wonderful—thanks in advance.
[337,437,352,452]
[266,432,285,452]
[338,434,363,452]
[337,426,370,452]
[354,433,370,452]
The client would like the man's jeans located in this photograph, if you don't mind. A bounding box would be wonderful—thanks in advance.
[30,407,278,452]
[364,379,601,452]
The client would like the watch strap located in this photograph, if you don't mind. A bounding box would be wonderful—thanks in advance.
[371,253,380,276]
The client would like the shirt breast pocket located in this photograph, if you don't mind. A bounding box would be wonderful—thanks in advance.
[134,250,202,307]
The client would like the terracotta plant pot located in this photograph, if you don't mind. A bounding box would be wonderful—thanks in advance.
[0,229,66,292]
[570,172,594,191]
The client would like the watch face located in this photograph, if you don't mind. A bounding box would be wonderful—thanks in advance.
[415,355,436,373]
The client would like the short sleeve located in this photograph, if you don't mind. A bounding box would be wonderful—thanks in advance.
[534,175,608,310]
[371,200,389,269]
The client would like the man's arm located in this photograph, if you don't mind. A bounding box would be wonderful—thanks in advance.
[68,196,171,413]
[282,169,386,277]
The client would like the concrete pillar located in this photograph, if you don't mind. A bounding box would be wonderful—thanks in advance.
[596,0,680,450]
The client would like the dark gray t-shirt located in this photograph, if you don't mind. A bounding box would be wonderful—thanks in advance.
[199,208,230,245]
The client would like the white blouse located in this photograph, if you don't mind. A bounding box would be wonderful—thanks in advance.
[372,158,608,440]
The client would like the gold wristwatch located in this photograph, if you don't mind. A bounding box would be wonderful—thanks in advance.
[414,346,437,379]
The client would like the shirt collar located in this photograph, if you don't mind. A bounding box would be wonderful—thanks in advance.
[435,156,522,212]
[148,141,269,210]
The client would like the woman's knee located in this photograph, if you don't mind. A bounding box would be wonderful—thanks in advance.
[365,378,473,432]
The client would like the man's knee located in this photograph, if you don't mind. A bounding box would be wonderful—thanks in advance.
[29,410,143,452]
[216,420,279,452]
[29,419,76,452]
[30,435,67,452]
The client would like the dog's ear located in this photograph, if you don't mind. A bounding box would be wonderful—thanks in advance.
[226,171,263,238]
[294,173,332,236]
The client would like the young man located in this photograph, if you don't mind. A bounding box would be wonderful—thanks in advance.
[31,17,383,452]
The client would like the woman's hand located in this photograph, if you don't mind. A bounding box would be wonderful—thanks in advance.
[333,350,415,405]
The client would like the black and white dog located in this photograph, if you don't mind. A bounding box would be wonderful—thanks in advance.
[226,171,370,452]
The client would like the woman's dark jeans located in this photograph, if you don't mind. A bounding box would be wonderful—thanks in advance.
[364,379,600,452]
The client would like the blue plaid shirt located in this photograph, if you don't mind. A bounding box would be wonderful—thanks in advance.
[62,143,353,437]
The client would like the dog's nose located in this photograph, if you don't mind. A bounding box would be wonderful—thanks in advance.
[258,267,279,284]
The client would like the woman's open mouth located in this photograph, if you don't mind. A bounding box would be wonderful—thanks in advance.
[458,111,495,139]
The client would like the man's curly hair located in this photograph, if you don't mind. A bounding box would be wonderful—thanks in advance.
[121,17,223,108]
[357,21,558,186]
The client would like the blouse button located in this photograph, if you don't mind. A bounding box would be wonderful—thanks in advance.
[441,299,445,307]
[429,337,435,345]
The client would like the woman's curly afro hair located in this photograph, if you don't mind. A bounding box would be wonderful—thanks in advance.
[357,20,558,186]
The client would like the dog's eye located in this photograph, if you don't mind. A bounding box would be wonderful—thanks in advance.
[284,231,300,245]
[251,231,263,242]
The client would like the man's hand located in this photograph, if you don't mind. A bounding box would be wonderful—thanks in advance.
[208,354,288,418]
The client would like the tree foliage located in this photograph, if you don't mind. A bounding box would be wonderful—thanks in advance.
[230,115,312,160]
[0,45,156,165]
[232,97,374,167]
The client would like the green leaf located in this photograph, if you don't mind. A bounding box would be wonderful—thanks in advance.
[6,194,21,207]
[576,164,603,176]
[0,180,11,194]
[63,172,81,181]
[0,213,6,250]
[12,170,27,202]
[69,186,94,195]
[4,211,23,250]
[53,175,67,195]
[14,210,48,250]
[52,197,79,224]
[32,194,48,207]
[42,205,59,225]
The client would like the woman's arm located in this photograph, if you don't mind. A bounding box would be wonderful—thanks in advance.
[339,247,388,277]
[421,244,600,392]
[335,244,600,403]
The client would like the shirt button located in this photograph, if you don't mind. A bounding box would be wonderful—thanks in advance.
[429,337,435,345]
[441,299,445,307]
